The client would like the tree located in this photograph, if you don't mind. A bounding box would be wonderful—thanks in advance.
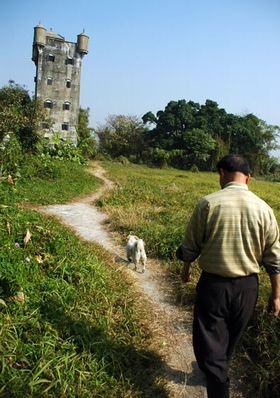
[96,115,148,161]
[228,114,279,174]
[143,100,200,150]
[0,81,46,152]
[142,99,279,173]
[77,107,97,158]
[182,128,216,166]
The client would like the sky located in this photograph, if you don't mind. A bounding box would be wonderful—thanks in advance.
[0,0,279,155]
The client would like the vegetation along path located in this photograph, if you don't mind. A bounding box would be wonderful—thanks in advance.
[37,163,210,397]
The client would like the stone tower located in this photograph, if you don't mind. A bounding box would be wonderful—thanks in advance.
[32,23,89,144]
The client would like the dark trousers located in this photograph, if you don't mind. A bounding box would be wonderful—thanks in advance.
[193,271,259,398]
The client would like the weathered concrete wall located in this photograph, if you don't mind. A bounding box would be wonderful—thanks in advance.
[33,27,88,144]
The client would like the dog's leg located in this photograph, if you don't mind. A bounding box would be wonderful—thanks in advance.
[126,247,132,263]
[142,258,146,273]
[134,251,141,272]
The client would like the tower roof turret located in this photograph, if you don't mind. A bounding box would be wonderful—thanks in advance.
[77,30,89,55]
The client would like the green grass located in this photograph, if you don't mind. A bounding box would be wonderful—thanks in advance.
[97,161,219,260]
[15,159,102,205]
[0,161,167,398]
[99,160,280,398]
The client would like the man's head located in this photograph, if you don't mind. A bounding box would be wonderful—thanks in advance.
[216,155,250,188]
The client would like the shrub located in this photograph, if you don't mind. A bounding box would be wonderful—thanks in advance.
[78,136,97,159]
[41,134,87,165]
[190,164,199,172]
[20,155,61,180]
[0,134,23,175]
[116,155,130,165]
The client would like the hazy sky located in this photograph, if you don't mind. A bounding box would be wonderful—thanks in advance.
[0,0,279,153]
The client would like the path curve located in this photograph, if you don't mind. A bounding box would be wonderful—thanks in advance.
[39,163,207,397]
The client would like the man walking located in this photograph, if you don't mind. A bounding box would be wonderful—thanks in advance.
[176,154,280,398]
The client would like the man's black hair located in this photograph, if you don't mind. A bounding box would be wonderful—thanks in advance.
[216,155,250,176]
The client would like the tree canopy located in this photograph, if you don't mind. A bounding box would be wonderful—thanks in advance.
[142,99,279,173]
[0,80,46,151]
[96,115,148,161]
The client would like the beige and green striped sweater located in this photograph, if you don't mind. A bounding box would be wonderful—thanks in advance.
[180,182,280,277]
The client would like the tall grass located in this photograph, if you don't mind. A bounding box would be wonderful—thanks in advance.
[99,160,280,398]
[0,160,167,397]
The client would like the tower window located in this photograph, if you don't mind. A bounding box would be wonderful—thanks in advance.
[66,57,74,65]
[48,54,55,62]
[44,99,53,109]
[34,76,37,82]
[47,77,53,85]
[63,102,71,110]
[62,123,69,131]
[66,80,71,88]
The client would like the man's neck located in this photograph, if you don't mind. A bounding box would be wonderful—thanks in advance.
[220,171,249,188]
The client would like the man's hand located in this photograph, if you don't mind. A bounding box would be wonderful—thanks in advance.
[268,296,280,317]
[268,274,280,317]
[181,262,191,283]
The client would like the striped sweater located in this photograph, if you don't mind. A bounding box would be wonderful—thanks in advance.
[180,182,280,277]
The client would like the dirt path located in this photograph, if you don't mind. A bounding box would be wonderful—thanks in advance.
[38,163,207,397]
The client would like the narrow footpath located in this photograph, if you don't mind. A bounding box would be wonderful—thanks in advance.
[37,162,241,398]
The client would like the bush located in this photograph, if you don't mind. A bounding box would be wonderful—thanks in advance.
[41,135,87,165]
[0,134,23,176]
[78,137,97,159]
[190,164,199,172]
[116,155,130,165]
[150,148,170,168]
[21,155,61,180]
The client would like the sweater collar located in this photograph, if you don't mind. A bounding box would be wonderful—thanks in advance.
[223,182,249,190]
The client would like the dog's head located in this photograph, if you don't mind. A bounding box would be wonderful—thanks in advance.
[127,234,139,242]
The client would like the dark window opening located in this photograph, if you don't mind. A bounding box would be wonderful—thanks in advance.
[34,76,37,82]
[44,100,53,109]
[41,122,49,129]
[62,123,69,131]
[47,77,53,85]
[48,54,55,62]
[66,80,71,88]
[65,57,74,65]
[63,102,70,110]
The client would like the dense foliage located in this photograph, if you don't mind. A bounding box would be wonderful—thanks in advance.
[97,100,279,175]
[142,99,279,174]
[0,80,47,152]
[77,107,97,158]
[96,115,147,162]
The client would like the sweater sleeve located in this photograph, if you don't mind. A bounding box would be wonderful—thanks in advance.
[176,198,209,263]
[262,209,280,274]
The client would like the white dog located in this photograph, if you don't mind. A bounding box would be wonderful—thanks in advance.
[126,235,147,273]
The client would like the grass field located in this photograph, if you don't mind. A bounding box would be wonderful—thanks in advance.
[0,160,167,398]
[1,158,279,397]
[99,160,280,398]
